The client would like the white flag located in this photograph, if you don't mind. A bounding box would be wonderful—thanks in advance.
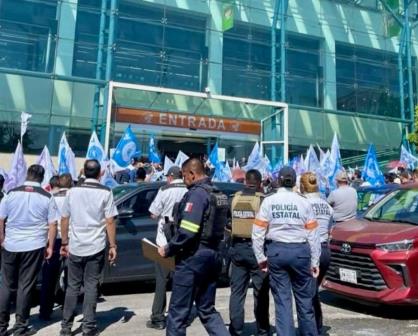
[5,142,27,192]
[100,161,119,188]
[58,132,78,180]
[36,146,57,187]
[20,112,32,142]
[174,150,189,167]
[163,156,175,175]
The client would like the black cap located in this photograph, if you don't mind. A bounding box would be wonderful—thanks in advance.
[278,166,296,187]
[165,166,182,179]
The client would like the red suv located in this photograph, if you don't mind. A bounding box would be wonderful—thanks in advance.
[323,185,418,305]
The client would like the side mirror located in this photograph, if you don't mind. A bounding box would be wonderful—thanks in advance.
[118,208,134,219]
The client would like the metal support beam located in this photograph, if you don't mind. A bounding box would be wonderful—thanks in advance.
[279,0,288,102]
[404,0,415,124]
[398,27,406,121]
[271,0,280,101]
[92,0,107,132]
[101,0,118,144]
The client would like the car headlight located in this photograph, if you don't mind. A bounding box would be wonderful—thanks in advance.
[376,239,414,252]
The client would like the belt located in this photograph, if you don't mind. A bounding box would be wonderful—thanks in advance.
[232,237,252,244]
[266,240,307,245]
[321,241,329,246]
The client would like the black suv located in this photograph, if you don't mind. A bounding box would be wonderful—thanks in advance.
[103,182,244,284]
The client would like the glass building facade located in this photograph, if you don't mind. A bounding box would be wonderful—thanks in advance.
[0,0,415,161]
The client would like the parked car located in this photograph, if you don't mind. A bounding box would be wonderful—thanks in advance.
[323,184,418,305]
[356,184,400,216]
[103,181,245,284]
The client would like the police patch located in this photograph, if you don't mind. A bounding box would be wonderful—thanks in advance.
[184,202,193,212]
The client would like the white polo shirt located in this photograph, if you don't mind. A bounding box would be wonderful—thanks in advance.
[61,178,118,257]
[0,181,59,252]
[149,179,188,246]
[54,188,69,239]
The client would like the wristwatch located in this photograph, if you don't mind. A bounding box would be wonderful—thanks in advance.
[109,245,117,250]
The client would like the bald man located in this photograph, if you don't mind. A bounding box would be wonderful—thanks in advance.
[158,158,229,336]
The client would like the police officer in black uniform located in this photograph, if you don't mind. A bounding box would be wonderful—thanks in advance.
[158,158,229,336]
[229,169,270,336]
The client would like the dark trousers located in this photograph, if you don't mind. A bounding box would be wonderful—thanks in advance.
[39,239,62,318]
[61,250,105,334]
[313,244,330,334]
[166,247,229,336]
[0,247,45,336]
[267,242,317,336]
[229,242,270,336]
[151,262,171,322]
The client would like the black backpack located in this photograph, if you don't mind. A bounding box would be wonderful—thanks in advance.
[199,185,229,247]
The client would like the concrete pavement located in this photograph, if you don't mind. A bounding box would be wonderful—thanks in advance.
[7,286,418,335]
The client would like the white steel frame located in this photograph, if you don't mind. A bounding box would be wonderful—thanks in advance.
[104,81,289,163]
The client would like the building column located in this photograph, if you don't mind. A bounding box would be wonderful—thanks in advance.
[54,0,78,76]
[322,36,337,110]
[207,1,223,94]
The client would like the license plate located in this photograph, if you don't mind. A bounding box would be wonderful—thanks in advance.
[339,268,357,284]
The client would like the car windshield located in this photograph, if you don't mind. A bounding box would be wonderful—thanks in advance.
[364,189,418,225]
[112,185,137,201]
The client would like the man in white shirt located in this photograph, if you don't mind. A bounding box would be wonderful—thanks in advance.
[39,173,73,320]
[0,164,59,336]
[60,160,118,336]
[146,166,187,330]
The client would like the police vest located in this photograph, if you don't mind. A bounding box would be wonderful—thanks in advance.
[231,191,263,238]
[199,184,229,247]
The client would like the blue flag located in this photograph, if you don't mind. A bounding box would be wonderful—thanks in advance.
[209,143,220,169]
[86,131,106,166]
[400,144,418,169]
[148,135,161,164]
[112,126,141,168]
[362,144,385,186]
[213,162,232,182]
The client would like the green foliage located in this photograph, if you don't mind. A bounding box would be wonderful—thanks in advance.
[407,106,418,146]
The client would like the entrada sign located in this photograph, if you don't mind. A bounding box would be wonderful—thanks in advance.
[116,108,261,135]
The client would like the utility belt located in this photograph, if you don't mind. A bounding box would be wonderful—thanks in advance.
[232,237,252,245]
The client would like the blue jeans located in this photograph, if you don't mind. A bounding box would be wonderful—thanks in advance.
[267,241,317,336]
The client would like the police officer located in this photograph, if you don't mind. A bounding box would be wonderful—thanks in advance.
[146,166,188,330]
[229,169,270,336]
[39,173,73,320]
[158,158,229,336]
[253,166,321,336]
[0,164,59,336]
[60,160,118,336]
[300,172,334,335]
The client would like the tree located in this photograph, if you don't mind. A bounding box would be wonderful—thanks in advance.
[407,105,418,147]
